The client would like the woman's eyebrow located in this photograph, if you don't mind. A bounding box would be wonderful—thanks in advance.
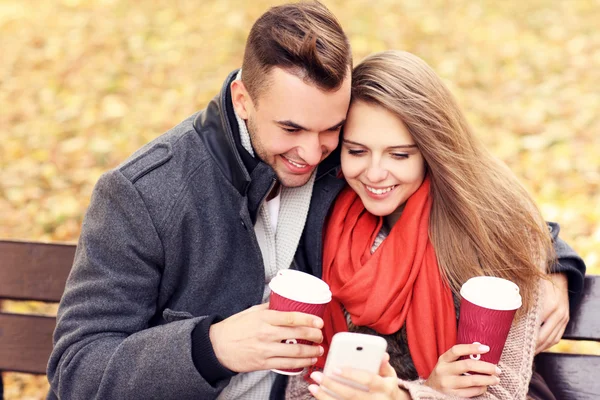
[343,139,417,149]
[342,139,365,146]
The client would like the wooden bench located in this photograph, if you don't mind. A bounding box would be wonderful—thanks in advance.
[0,239,598,399]
[0,240,75,399]
[536,274,600,399]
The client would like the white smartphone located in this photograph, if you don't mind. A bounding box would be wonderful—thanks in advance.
[323,332,388,393]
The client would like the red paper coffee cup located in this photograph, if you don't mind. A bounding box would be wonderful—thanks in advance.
[268,269,332,375]
[456,276,521,366]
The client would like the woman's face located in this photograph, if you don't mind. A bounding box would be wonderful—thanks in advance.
[341,101,426,217]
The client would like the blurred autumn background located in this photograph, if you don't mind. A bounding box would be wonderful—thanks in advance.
[1,0,598,398]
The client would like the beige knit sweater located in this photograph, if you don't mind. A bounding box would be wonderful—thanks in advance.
[285,227,543,400]
[397,284,542,400]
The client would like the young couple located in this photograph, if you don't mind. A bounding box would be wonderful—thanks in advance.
[48,2,584,400]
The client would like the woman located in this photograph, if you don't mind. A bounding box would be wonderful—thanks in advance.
[286,51,553,399]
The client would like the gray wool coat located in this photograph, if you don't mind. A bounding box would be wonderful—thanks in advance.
[46,70,344,400]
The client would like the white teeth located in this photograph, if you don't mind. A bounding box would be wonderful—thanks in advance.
[286,157,307,168]
[366,185,396,195]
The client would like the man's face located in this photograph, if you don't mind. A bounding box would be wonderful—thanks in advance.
[232,67,351,188]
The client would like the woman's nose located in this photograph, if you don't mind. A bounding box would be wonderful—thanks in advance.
[366,164,388,183]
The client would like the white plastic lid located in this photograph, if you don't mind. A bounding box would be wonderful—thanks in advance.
[269,269,332,304]
[460,276,522,311]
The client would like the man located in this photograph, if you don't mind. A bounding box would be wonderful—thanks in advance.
[48,2,585,400]
[48,3,351,399]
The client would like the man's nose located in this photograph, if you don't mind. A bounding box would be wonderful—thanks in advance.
[297,134,323,166]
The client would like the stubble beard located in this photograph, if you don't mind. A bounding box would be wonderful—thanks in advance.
[246,115,313,188]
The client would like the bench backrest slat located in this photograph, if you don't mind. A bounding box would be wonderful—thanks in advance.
[535,353,600,400]
[563,275,600,341]
[0,240,75,302]
[0,313,56,374]
[535,275,600,400]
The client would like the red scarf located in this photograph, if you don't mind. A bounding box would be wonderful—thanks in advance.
[317,177,456,378]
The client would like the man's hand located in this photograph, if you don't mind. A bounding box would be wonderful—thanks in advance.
[209,303,324,373]
[537,273,570,354]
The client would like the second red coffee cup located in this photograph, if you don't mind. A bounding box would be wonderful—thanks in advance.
[268,269,332,375]
[457,276,522,366]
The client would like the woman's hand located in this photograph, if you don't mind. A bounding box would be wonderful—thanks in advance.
[424,343,501,398]
[308,353,409,400]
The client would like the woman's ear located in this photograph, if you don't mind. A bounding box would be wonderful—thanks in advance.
[230,80,253,120]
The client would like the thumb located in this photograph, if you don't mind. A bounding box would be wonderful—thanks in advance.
[379,353,396,377]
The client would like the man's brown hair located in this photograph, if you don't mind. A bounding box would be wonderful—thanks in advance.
[241,1,351,104]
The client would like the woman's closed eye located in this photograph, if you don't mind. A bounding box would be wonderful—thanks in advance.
[347,149,366,156]
[391,153,409,159]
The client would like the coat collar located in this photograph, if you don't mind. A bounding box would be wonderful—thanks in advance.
[193,69,257,194]
[192,69,342,221]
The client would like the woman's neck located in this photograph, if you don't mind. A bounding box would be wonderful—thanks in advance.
[384,203,406,231]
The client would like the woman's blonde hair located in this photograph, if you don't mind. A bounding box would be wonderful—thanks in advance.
[351,51,553,311]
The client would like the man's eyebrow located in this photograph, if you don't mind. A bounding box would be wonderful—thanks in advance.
[327,119,346,130]
[342,139,417,149]
[275,119,346,131]
[276,120,308,130]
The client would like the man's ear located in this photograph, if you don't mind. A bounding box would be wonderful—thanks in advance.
[231,80,253,120]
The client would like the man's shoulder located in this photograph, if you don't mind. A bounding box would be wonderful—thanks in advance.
[116,112,212,187]
[103,111,223,228]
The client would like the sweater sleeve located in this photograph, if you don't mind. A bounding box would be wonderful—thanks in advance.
[192,316,238,384]
[398,283,542,400]
[47,170,232,399]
